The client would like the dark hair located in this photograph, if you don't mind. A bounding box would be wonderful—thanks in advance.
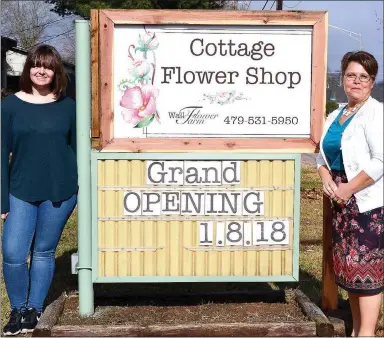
[20,44,67,96]
[341,51,378,81]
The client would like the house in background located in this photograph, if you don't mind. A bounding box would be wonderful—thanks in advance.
[1,36,17,92]
[1,36,76,99]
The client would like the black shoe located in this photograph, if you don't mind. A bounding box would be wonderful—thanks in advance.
[3,308,22,336]
[20,307,41,333]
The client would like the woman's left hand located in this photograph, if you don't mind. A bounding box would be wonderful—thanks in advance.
[331,183,353,204]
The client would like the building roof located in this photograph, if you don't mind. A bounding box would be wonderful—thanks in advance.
[1,36,17,50]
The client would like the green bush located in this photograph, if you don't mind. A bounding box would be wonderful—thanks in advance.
[326,101,339,116]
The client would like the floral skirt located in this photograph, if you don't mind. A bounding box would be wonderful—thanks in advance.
[331,170,384,294]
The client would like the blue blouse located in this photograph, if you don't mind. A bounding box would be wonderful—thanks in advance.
[323,107,357,171]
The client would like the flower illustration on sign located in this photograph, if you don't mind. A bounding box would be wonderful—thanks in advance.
[120,85,159,128]
[137,32,159,54]
[216,92,232,104]
[118,31,159,128]
[200,91,249,105]
[128,59,151,84]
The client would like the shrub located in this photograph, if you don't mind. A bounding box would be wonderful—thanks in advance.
[326,101,339,116]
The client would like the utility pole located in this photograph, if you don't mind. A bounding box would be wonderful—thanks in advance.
[276,0,283,10]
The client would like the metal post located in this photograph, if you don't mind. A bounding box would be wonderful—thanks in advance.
[276,0,283,10]
[75,19,94,316]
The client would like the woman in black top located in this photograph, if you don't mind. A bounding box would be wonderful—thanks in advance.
[1,44,77,336]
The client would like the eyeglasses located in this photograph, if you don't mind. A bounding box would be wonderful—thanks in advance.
[344,73,371,83]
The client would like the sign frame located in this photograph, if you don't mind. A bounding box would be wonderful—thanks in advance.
[91,151,301,283]
[91,9,328,153]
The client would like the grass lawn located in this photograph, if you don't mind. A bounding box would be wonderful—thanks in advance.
[1,165,382,335]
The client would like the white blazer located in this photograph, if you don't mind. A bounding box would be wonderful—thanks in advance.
[316,96,383,213]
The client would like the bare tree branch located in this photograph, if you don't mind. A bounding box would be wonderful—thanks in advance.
[375,9,383,31]
[1,1,70,49]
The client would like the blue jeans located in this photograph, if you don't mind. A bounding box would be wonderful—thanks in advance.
[2,194,77,312]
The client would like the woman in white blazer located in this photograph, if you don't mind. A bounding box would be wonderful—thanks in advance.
[317,51,383,337]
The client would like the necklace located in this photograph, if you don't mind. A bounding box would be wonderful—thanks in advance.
[343,98,368,117]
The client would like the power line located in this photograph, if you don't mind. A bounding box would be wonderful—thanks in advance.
[261,0,269,10]
[34,27,75,45]
[39,28,74,40]
[269,0,276,9]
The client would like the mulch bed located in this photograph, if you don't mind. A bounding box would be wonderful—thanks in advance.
[58,292,308,326]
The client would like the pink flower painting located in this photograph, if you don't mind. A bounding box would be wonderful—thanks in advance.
[120,85,159,127]
[118,30,160,128]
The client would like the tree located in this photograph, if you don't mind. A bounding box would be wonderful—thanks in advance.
[224,1,252,10]
[1,1,76,65]
[326,101,338,116]
[375,9,383,44]
[1,1,60,49]
[375,9,383,31]
[46,0,230,18]
[60,36,76,64]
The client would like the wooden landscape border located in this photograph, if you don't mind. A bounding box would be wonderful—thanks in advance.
[91,10,328,152]
[34,290,338,337]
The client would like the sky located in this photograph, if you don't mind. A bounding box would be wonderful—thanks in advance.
[40,1,384,80]
[249,0,384,81]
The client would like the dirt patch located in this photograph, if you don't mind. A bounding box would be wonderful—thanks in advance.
[59,292,308,326]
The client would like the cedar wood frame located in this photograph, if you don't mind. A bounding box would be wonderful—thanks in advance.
[91,10,328,152]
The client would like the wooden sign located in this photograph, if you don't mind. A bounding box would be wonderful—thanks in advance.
[91,10,328,152]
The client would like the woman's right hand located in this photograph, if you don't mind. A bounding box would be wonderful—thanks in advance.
[321,178,338,197]
[1,213,9,220]
[318,166,338,197]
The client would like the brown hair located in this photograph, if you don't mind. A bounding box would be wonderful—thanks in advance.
[341,51,378,81]
[20,44,67,96]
